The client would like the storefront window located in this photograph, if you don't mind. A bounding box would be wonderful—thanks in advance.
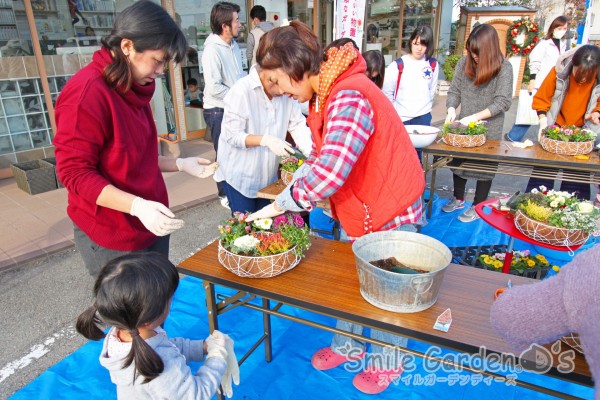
[400,0,435,51]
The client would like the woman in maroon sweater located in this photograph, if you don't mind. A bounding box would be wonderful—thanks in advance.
[54,1,217,275]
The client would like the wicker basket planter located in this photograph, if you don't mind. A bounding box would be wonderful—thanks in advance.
[39,157,64,188]
[539,135,594,155]
[11,160,58,195]
[217,240,301,278]
[442,133,486,148]
[281,169,293,185]
[514,210,589,247]
[562,333,583,354]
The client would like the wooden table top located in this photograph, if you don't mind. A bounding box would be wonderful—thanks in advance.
[422,139,600,172]
[178,237,591,386]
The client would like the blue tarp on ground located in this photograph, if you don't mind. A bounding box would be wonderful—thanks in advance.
[11,199,595,400]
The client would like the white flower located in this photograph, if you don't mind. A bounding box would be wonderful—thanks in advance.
[550,200,559,208]
[539,186,547,192]
[578,202,595,214]
[530,188,539,194]
[253,218,273,230]
[233,235,260,252]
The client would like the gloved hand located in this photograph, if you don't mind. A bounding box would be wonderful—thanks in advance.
[445,107,456,123]
[220,334,239,398]
[537,116,548,142]
[260,135,294,157]
[585,111,600,125]
[459,114,479,126]
[129,197,184,236]
[176,157,218,178]
[245,203,285,222]
[205,330,228,361]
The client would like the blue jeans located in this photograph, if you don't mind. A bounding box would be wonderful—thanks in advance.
[404,113,432,162]
[203,108,225,196]
[506,124,531,142]
[222,181,272,214]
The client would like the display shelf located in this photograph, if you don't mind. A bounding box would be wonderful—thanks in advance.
[80,10,114,13]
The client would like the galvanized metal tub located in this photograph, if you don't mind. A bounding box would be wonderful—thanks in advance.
[352,231,452,313]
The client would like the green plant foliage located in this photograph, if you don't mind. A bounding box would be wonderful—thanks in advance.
[442,54,461,82]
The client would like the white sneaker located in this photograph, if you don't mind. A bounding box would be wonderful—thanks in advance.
[441,197,465,213]
[457,205,480,223]
[220,196,230,210]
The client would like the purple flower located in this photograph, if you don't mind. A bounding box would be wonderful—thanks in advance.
[292,213,305,227]
[273,214,289,229]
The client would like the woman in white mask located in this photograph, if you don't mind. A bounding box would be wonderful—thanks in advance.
[506,16,568,142]
[528,16,568,93]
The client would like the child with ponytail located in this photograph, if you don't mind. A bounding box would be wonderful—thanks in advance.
[76,252,239,399]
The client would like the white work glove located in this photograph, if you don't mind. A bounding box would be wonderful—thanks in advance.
[260,135,294,157]
[129,197,184,236]
[537,116,548,141]
[459,114,479,126]
[205,330,228,361]
[445,107,456,123]
[220,334,239,398]
[176,157,218,178]
[245,203,285,222]
[585,111,600,125]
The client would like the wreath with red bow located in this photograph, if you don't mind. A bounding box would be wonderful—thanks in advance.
[506,17,541,57]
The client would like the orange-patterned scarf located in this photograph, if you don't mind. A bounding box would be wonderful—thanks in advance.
[312,42,358,115]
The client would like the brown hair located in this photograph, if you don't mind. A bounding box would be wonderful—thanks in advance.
[210,2,240,35]
[464,24,504,86]
[362,50,385,88]
[256,20,321,82]
[101,1,186,93]
[545,15,568,40]
[572,44,600,84]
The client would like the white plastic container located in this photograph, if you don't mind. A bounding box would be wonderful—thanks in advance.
[405,125,440,148]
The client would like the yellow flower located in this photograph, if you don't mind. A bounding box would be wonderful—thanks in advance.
[527,259,535,267]
[468,121,476,128]
[552,265,561,272]
[494,260,503,269]
[298,159,304,166]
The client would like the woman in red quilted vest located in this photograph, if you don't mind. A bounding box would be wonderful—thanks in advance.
[246,21,425,394]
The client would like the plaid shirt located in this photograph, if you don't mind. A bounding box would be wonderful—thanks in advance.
[293,90,422,239]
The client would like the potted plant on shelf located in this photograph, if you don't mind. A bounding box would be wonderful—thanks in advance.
[477,250,559,276]
[538,125,597,156]
[217,211,311,278]
[509,186,600,247]
[279,155,304,185]
[441,121,488,148]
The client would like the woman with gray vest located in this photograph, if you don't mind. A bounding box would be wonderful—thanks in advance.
[527,45,600,199]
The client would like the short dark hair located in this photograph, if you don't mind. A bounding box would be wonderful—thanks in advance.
[100,1,186,92]
[257,20,322,82]
[362,50,385,88]
[76,252,179,383]
[250,5,267,21]
[210,2,241,35]
[187,78,198,86]
[408,26,434,60]
[324,38,359,53]
[572,44,600,84]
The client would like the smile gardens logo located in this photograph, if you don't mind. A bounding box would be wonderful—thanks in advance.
[336,341,577,387]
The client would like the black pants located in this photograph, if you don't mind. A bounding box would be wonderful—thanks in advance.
[453,174,493,205]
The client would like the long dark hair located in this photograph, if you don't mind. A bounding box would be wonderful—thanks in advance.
[76,252,179,383]
[100,1,187,92]
[256,20,321,82]
[572,45,600,84]
[545,15,568,40]
[464,24,503,86]
[362,50,385,88]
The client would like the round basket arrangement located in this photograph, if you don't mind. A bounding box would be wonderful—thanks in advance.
[218,241,300,278]
[441,121,487,148]
[539,135,594,156]
[281,169,294,185]
[514,210,589,247]
[561,333,584,354]
[217,212,311,278]
[539,125,597,155]
[442,132,486,148]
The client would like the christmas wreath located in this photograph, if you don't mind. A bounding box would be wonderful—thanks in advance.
[506,17,541,57]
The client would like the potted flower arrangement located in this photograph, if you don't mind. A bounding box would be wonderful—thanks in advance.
[217,211,311,278]
[441,121,488,148]
[478,250,559,276]
[279,155,304,185]
[539,125,597,155]
[509,186,600,247]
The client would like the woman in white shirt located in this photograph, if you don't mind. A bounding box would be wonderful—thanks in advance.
[506,16,568,142]
[215,65,312,213]
[382,26,438,126]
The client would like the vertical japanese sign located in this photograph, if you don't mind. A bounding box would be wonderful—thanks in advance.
[335,0,366,51]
